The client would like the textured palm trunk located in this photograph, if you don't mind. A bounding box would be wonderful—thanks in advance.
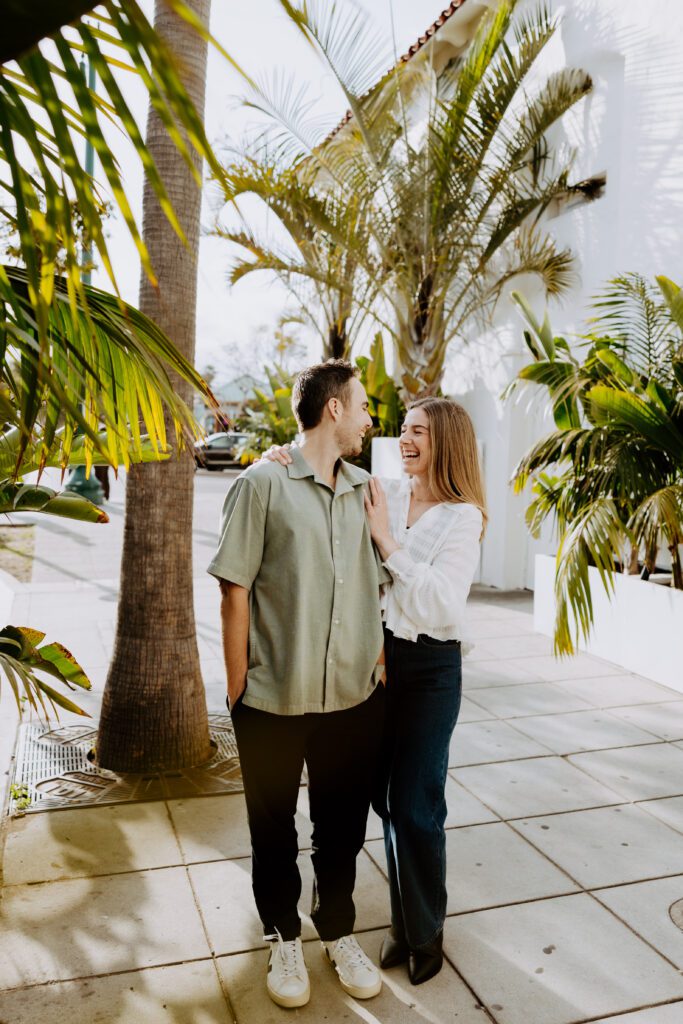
[97,0,212,772]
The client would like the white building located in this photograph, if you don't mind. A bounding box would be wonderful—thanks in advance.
[415,0,683,590]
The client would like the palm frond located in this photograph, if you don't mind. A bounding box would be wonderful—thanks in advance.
[554,497,627,655]
[3,265,214,475]
[0,625,91,718]
[589,273,678,377]
[630,484,683,554]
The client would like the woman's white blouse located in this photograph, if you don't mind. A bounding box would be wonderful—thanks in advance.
[379,476,482,649]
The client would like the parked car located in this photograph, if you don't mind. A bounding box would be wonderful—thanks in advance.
[193,432,249,470]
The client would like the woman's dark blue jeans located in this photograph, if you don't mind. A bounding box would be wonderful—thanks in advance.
[374,626,462,950]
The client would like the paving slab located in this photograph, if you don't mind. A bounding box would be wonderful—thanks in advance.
[453,756,622,819]
[0,961,231,1023]
[568,743,683,801]
[0,866,210,990]
[513,804,683,888]
[216,927,487,1024]
[366,821,577,914]
[457,696,498,722]
[467,634,555,661]
[610,702,683,741]
[443,893,683,1024]
[466,683,594,719]
[168,790,313,864]
[590,1003,683,1023]
[2,802,183,885]
[443,775,500,826]
[517,653,625,682]
[189,849,390,955]
[559,675,681,709]
[463,658,545,688]
[449,719,552,766]
[638,796,683,834]
[468,617,537,640]
[509,708,656,755]
[595,876,683,968]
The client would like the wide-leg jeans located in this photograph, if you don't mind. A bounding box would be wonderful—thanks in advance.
[231,684,384,942]
[375,627,462,949]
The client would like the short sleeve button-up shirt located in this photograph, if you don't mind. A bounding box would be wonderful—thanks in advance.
[207,446,387,715]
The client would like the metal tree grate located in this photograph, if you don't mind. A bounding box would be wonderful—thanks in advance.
[8,714,243,815]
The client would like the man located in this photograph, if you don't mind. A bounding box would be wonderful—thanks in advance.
[208,360,387,1009]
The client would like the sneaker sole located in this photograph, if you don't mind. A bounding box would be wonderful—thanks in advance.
[266,981,311,1009]
[322,948,382,1000]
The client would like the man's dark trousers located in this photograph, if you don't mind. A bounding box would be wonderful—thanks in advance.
[231,684,385,942]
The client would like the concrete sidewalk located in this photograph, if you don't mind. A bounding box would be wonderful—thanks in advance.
[2,471,683,1022]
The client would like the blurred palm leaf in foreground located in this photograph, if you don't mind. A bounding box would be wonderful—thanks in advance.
[1,0,225,477]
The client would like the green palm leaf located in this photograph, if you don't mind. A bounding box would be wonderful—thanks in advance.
[2,266,212,474]
[554,497,626,655]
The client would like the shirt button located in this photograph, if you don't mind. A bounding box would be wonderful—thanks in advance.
[338,578,344,585]
[328,656,334,664]
[334,619,340,625]
[335,539,340,545]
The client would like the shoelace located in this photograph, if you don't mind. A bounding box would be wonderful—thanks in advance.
[332,936,369,970]
[274,933,306,979]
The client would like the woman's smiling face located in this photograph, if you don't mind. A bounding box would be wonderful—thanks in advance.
[399,406,431,476]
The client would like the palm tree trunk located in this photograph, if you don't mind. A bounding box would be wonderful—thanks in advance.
[627,543,640,575]
[670,542,683,590]
[326,318,348,360]
[97,0,212,772]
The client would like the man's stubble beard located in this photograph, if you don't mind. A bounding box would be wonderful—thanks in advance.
[335,421,362,458]
[336,425,363,460]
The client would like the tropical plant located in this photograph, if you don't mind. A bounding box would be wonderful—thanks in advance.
[354,333,406,470]
[0,625,91,718]
[508,273,683,655]
[217,0,593,397]
[236,364,298,461]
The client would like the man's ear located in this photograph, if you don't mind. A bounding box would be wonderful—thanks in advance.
[327,396,343,423]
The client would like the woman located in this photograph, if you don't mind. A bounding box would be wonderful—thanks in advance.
[363,397,486,986]
[260,397,486,986]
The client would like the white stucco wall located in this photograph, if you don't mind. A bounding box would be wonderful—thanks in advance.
[445,0,683,590]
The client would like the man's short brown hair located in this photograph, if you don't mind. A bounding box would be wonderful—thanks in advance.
[291,359,358,430]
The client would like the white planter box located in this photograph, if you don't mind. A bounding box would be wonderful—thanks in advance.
[534,554,683,694]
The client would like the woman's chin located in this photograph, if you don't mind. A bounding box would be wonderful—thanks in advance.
[401,459,420,475]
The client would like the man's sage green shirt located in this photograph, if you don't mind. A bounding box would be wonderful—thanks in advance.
[208,446,387,715]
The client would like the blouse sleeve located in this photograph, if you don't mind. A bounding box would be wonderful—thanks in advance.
[383,506,482,629]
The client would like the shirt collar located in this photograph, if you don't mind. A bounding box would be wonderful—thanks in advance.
[286,445,367,494]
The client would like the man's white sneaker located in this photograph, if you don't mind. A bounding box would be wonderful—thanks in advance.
[266,934,310,1008]
[323,935,382,999]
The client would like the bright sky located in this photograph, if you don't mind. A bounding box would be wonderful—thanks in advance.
[95,1,442,385]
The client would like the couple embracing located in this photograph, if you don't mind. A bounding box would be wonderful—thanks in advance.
[208,359,486,1009]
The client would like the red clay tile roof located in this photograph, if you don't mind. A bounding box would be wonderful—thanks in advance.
[325,1,470,142]
[400,1,469,63]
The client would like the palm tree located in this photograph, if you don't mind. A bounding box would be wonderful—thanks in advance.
[97,0,214,772]
[218,0,592,397]
[508,274,683,655]
[2,3,233,752]
[216,154,378,359]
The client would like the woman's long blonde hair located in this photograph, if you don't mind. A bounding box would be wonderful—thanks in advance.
[408,397,488,535]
